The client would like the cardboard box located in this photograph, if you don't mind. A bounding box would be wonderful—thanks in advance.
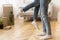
[3,4,13,26]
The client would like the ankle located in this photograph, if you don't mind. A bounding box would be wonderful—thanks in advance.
[45,34,52,37]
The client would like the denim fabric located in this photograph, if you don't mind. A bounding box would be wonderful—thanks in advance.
[23,0,40,19]
[23,0,40,12]
[33,5,40,19]
[40,0,51,35]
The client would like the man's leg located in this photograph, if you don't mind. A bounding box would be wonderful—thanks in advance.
[40,0,52,39]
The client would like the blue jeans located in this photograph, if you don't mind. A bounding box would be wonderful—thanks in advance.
[23,0,51,19]
[23,0,40,19]
[33,5,40,19]
[40,0,51,35]
[23,0,51,35]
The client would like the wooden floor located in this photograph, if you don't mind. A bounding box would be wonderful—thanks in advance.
[0,18,60,40]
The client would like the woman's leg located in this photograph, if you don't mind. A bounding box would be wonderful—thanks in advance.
[32,5,40,31]
[17,1,39,18]
[22,1,39,12]
[19,1,39,17]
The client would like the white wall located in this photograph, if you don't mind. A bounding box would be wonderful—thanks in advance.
[0,0,34,17]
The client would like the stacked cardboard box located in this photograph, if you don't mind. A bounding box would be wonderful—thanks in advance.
[3,4,14,27]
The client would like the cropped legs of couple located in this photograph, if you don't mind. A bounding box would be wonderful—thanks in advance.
[18,0,52,39]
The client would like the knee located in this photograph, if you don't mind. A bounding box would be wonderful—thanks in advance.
[41,15,48,20]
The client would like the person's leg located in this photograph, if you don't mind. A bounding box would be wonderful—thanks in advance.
[18,1,39,17]
[40,9,46,35]
[32,5,40,31]
[33,5,40,20]
[40,0,52,39]
[39,20,46,35]
[17,1,39,17]
[22,1,39,12]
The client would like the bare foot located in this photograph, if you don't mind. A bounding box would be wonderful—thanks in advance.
[32,21,39,31]
[39,35,52,39]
